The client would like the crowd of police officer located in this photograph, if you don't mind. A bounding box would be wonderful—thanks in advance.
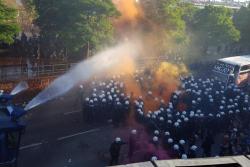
[82,77,131,127]
[80,71,250,165]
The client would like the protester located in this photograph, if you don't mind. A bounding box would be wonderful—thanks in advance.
[109,137,126,165]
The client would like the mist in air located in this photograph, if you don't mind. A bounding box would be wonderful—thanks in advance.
[25,41,139,111]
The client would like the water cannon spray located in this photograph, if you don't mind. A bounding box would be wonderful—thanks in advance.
[10,81,29,96]
[0,81,29,121]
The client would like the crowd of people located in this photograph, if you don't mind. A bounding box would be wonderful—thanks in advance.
[80,69,250,166]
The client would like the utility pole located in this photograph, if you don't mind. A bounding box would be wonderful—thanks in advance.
[87,41,90,59]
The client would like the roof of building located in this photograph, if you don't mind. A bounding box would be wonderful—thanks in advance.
[218,55,250,66]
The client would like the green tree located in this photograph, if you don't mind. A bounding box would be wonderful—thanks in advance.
[233,6,250,48]
[153,0,188,44]
[142,0,190,44]
[188,6,240,61]
[32,0,118,58]
[181,3,198,29]
[190,6,240,52]
[0,0,20,44]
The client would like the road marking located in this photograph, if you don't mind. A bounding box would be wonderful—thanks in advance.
[20,142,43,150]
[63,110,81,115]
[57,128,100,141]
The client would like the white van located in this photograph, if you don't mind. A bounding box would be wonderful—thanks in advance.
[213,55,250,87]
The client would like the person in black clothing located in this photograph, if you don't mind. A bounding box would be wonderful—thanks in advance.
[109,137,126,166]
[179,139,186,156]
[188,145,198,158]
[128,129,137,161]
[202,134,214,157]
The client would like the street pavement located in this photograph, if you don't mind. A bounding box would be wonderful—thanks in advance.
[17,88,225,167]
[18,90,115,167]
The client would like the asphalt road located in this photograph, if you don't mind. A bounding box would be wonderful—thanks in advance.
[18,90,115,167]
[16,88,224,167]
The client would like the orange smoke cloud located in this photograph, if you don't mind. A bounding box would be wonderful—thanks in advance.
[153,62,188,101]
[112,0,143,23]
[107,0,190,112]
[112,0,144,38]
[118,62,188,112]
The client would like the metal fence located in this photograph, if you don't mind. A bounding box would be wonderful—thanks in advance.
[0,56,174,82]
[0,63,77,82]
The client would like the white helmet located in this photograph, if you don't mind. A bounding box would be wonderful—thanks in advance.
[184,117,189,122]
[179,140,185,145]
[164,131,170,136]
[191,145,198,151]
[151,156,158,161]
[174,122,179,127]
[168,138,173,143]
[154,130,160,135]
[181,154,188,159]
[131,129,137,135]
[115,137,121,142]
[173,144,179,150]
[153,136,158,142]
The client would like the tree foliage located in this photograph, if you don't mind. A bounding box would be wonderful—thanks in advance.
[233,6,250,48]
[0,0,20,44]
[31,0,119,57]
[155,0,188,44]
[190,6,240,47]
